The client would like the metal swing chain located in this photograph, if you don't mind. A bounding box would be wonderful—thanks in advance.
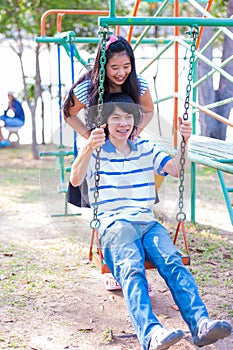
[176,25,199,223]
[90,27,108,230]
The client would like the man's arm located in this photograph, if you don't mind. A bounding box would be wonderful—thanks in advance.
[70,125,106,187]
[162,118,192,177]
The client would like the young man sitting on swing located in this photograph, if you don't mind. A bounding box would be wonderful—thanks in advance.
[70,93,232,350]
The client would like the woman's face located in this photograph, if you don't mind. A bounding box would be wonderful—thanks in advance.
[106,52,132,91]
[107,106,134,141]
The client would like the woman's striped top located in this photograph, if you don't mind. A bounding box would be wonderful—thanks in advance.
[73,74,148,107]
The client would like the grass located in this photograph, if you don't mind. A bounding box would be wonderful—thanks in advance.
[0,144,232,349]
[180,223,233,317]
[0,239,86,317]
[0,146,42,204]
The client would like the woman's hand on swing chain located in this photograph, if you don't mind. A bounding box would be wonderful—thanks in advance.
[88,124,106,150]
[179,117,192,141]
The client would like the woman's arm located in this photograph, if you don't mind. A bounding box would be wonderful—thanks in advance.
[162,118,192,177]
[136,88,154,135]
[64,94,91,139]
[70,125,106,187]
[70,143,93,187]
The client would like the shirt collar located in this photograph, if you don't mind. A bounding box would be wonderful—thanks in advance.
[103,139,138,153]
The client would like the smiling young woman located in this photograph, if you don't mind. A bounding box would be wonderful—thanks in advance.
[63,35,154,140]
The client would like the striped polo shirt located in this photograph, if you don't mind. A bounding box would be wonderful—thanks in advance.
[73,74,148,106]
[86,138,172,233]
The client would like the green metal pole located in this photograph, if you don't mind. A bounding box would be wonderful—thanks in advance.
[153,95,174,104]
[191,162,196,223]
[188,153,233,174]
[133,0,170,50]
[196,28,222,57]
[99,17,233,27]
[36,36,176,45]
[140,40,174,73]
[191,60,198,224]
[176,37,233,83]
[62,42,87,66]
[187,0,233,40]
[193,55,233,88]
[217,170,233,225]
[110,0,116,18]
[192,97,233,115]
[36,37,67,43]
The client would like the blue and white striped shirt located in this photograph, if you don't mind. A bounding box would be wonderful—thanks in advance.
[86,138,172,232]
[73,74,148,107]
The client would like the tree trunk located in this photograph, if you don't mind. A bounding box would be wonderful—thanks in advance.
[41,97,45,145]
[18,40,40,159]
[213,0,233,140]
[198,27,217,137]
[198,1,233,140]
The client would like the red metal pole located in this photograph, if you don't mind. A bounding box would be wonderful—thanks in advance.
[40,10,109,36]
[174,0,179,149]
[196,0,214,49]
[127,0,141,43]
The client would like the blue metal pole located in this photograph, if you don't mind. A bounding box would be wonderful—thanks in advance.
[69,42,78,158]
[57,43,63,147]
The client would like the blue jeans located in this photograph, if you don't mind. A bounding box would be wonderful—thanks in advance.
[0,115,24,128]
[100,220,209,350]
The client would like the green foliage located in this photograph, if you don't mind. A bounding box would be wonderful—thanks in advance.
[101,327,113,343]
[0,0,230,42]
[0,0,128,39]
[212,0,228,17]
[152,0,229,19]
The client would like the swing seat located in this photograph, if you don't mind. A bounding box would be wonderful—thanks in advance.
[89,225,190,275]
[89,249,190,274]
[89,249,155,274]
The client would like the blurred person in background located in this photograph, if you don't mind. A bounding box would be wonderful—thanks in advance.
[0,91,25,147]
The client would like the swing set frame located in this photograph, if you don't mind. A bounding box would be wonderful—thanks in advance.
[36,0,233,229]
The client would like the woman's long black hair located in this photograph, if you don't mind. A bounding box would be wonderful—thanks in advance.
[63,36,140,124]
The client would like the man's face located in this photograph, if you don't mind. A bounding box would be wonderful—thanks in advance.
[107,106,134,141]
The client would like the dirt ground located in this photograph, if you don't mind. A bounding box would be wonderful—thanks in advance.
[0,147,232,350]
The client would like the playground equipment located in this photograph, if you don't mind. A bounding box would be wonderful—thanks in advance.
[36,0,233,224]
